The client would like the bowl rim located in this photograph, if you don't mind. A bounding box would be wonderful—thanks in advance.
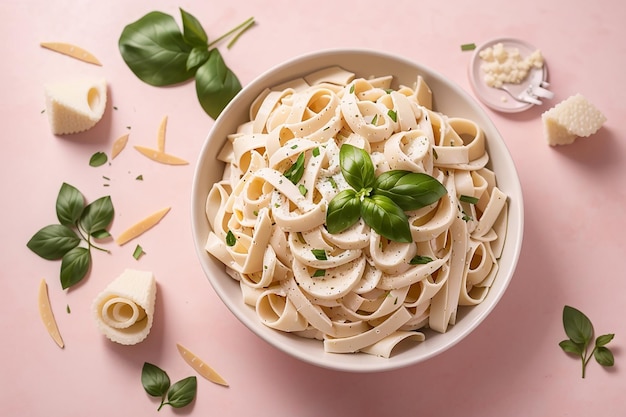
[191,48,524,372]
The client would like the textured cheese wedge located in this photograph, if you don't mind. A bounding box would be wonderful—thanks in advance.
[115,207,171,245]
[541,94,606,146]
[44,78,107,135]
[176,343,229,387]
[92,269,156,345]
[111,133,129,159]
[38,278,64,348]
[40,42,102,66]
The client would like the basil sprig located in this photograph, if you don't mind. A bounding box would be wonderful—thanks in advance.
[559,305,615,378]
[325,144,446,242]
[119,9,254,119]
[27,183,114,289]
[141,362,197,411]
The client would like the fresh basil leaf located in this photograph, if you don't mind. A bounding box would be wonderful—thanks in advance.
[119,11,194,86]
[339,144,375,190]
[91,229,111,239]
[559,339,584,356]
[562,305,594,345]
[133,244,145,260]
[165,376,197,408]
[60,247,91,289]
[80,196,114,234]
[594,346,615,367]
[56,183,85,226]
[409,255,433,265]
[326,189,361,234]
[27,224,80,260]
[361,195,412,243]
[283,153,305,184]
[374,170,446,211]
[195,48,242,119]
[595,333,615,347]
[89,152,108,167]
[187,46,211,72]
[179,8,208,47]
[141,362,171,397]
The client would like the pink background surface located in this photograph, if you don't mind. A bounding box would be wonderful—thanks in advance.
[1,0,625,416]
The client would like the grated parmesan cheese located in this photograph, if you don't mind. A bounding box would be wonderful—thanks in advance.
[541,94,606,146]
[479,43,544,88]
[44,78,107,135]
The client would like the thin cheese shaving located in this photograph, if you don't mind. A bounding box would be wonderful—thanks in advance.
[134,146,189,165]
[115,207,171,245]
[176,343,229,387]
[38,278,64,348]
[40,42,102,66]
[111,133,129,159]
[157,116,167,152]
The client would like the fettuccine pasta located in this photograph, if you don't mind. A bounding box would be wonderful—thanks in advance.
[205,66,508,357]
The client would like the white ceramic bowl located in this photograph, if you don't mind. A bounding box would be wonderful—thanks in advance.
[191,49,524,372]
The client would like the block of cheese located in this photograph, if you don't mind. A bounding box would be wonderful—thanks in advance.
[92,269,156,345]
[541,94,606,146]
[44,78,107,135]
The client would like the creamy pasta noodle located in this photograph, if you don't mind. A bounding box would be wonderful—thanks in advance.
[205,66,508,357]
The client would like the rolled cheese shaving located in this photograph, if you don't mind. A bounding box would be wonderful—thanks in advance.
[44,78,107,135]
[92,269,156,345]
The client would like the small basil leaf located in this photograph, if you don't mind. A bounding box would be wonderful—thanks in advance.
[56,182,85,226]
[595,333,615,347]
[166,376,197,408]
[141,362,171,397]
[559,339,584,356]
[283,153,305,184]
[186,46,211,72]
[27,224,81,260]
[311,249,327,260]
[60,247,91,289]
[119,11,194,86]
[195,48,242,119]
[339,144,375,190]
[225,230,236,246]
[373,170,446,211]
[179,8,208,47]
[89,152,108,167]
[80,196,114,234]
[562,305,594,345]
[326,189,361,234]
[594,346,615,367]
[361,195,412,243]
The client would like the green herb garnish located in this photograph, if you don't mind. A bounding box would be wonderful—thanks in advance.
[461,43,476,51]
[26,183,114,289]
[89,152,108,167]
[387,109,397,122]
[559,305,615,378]
[119,9,254,119]
[409,255,433,265]
[326,144,446,242]
[312,269,325,277]
[283,153,305,184]
[298,184,307,196]
[132,244,145,260]
[225,230,236,246]
[311,249,327,260]
[136,174,143,181]
[312,147,320,157]
[460,195,479,204]
[141,362,197,411]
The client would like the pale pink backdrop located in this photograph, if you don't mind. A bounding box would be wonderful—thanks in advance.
[1,0,624,416]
